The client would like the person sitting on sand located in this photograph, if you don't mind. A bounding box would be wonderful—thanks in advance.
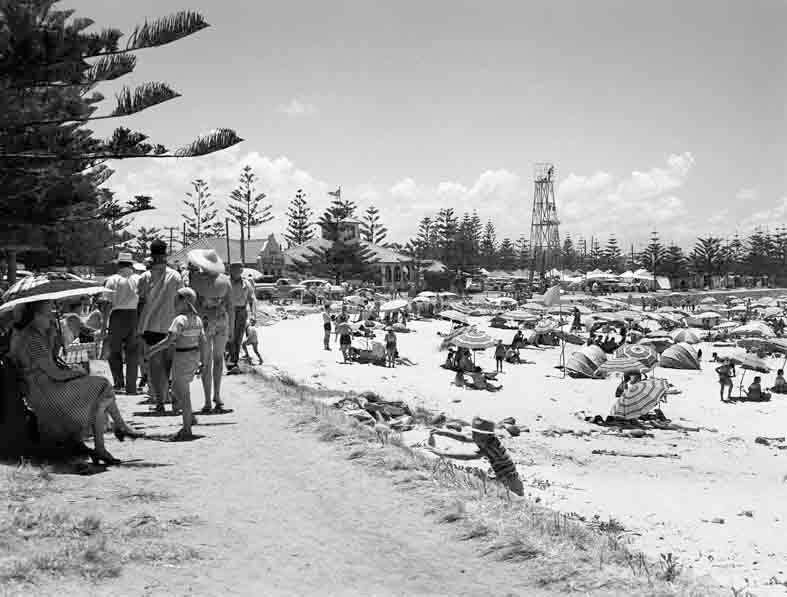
[384,327,397,368]
[426,417,524,496]
[442,348,457,370]
[716,358,735,402]
[147,287,204,440]
[747,376,771,402]
[504,346,521,364]
[511,329,524,349]
[772,369,787,394]
[458,348,474,373]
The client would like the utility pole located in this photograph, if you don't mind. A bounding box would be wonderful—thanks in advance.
[225,219,231,264]
[163,226,178,255]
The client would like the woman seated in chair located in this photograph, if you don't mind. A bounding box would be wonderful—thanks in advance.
[10,300,142,465]
[747,376,771,402]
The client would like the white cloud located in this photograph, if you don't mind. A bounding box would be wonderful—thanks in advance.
[741,197,787,230]
[736,187,757,201]
[277,98,317,116]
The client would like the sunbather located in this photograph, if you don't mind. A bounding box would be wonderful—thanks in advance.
[772,369,787,394]
[747,376,771,402]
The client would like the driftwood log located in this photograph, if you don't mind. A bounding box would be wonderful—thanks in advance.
[592,449,680,459]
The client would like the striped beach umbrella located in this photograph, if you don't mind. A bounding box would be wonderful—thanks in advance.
[661,342,700,370]
[534,318,558,334]
[599,344,659,374]
[439,309,469,324]
[610,378,669,419]
[0,272,107,313]
[451,328,496,350]
[730,352,770,373]
[638,336,674,353]
[565,345,607,379]
[505,310,539,322]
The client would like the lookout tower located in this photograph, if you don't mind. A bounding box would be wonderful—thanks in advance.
[529,163,561,285]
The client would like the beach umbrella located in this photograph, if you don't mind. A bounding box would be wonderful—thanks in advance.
[713,321,738,330]
[489,296,517,306]
[438,292,458,299]
[736,337,767,351]
[730,352,770,373]
[451,328,496,350]
[505,310,539,322]
[762,306,783,318]
[764,338,787,354]
[661,343,700,370]
[439,309,469,324]
[646,329,672,338]
[731,322,774,338]
[523,302,547,312]
[695,311,722,320]
[0,272,108,313]
[412,296,431,303]
[638,336,674,353]
[599,344,658,374]
[380,299,408,312]
[700,297,717,304]
[344,295,366,305]
[417,291,437,298]
[534,318,558,333]
[728,305,747,313]
[565,345,607,379]
[671,328,701,344]
[553,328,586,345]
[609,378,669,419]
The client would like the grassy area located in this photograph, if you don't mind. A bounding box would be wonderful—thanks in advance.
[254,370,733,597]
[0,465,201,592]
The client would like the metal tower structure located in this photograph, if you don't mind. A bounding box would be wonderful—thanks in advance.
[529,163,561,286]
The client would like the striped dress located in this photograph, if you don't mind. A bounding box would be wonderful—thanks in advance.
[11,326,112,442]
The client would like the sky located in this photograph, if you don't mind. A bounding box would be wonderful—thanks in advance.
[67,0,787,251]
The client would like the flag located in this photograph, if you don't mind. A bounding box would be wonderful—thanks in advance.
[328,187,341,199]
[542,284,561,307]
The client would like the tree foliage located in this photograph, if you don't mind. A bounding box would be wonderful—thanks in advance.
[227,165,273,239]
[183,179,221,242]
[360,205,388,245]
[284,189,314,247]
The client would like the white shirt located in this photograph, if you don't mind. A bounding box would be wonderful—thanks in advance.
[104,269,140,312]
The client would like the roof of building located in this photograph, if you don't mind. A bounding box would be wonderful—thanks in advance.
[283,238,412,266]
[167,237,271,266]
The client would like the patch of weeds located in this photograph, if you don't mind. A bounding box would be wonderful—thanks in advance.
[482,539,540,562]
[346,448,367,460]
[659,552,681,583]
[460,523,492,541]
[279,374,299,387]
[117,488,171,503]
[3,465,52,501]
[130,541,201,565]
[316,420,347,442]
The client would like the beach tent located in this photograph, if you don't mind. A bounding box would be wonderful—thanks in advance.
[610,378,669,419]
[638,336,674,353]
[505,310,539,322]
[439,309,469,324]
[565,345,607,378]
[661,342,700,370]
[671,328,702,344]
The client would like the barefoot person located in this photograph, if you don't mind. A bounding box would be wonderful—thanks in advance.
[427,417,524,496]
[10,300,142,465]
[147,288,204,440]
[242,319,263,364]
[137,240,183,414]
[384,327,397,368]
[101,252,140,395]
[322,304,332,350]
[186,249,233,414]
[715,358,735,402]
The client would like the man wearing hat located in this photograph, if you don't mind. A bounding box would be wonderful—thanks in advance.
[137,240,183,413]
[102,252,140,394]
[186,249,233,413]
[226,262,256,373]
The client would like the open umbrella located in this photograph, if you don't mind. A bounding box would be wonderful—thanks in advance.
[505,310,539,322]
[534,318,558,334]
[380,299,408,312]
[0,272,107,313]
[599,344,659,374]
[439,310,469,324]
[713,321,738,330]
[661,343,700,370]
[671,328,702,344]
[731,322,774,338]
[730,352,770,373]
[344,295,366,305]
[695,311,722,320]
[610,378,669,419]
[522,302,547,312]
[699,297,717,304]
[417,291,437,298]
[489,296,517,306]
[451,327,496,350]
[638,336,674,353]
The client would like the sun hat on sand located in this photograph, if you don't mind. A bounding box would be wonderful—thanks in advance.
[187,249,225,275]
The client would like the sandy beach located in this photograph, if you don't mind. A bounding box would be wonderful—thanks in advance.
[258,308,787,593]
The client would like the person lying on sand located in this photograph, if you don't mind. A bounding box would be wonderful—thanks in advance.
[427,417,524,496]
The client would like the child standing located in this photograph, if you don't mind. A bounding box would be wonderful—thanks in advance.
[148,287,204,440]
[494,339,506,372]
[242,318,263,364]
[384,327,397,368]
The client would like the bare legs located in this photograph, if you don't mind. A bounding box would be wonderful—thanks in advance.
[172,374,193,436]
[201,331,226,410]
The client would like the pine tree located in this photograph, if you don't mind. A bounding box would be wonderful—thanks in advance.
[434,208,459,269]
[604,235,622,272]
[228,165,273,240]
[745,229,773,277]
[318,192,357,238]
[690,237,724,281]
[284,189,314,248]
[132,226,163,260]
[498,238,516,271]
[411,217,436,260]
[480,220,498,270]
[561,235,577,270]
[515,236,530,270]
[589,238,602,269]
[662,244,687,278]
[0,3,242,277]
[469,211,483,258]
[360,206,388,245]
[183,179,219,242]
[639,231,665,274]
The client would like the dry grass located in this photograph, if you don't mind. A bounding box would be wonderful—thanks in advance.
[251,369,724,597]
[0,465,201,588]
[116,488,171,504]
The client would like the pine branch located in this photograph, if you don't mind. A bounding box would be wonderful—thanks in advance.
[173,129,243,157]
[125,11,210,51]
[111,82,181,116]
[86,53,137,83]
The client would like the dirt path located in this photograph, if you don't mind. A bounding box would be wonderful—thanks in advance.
[35,374,548,597]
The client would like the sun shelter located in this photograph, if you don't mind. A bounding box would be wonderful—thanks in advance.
[730,352,771,397]
[731,321,775,338]
[638,336,674,353]
[439,309,469,325]
[380,298,408,312]
[598,344,659,374]
[609,378,669,419]
[565,345,607,378]
[671,328,702,344]
[661,342,700,370]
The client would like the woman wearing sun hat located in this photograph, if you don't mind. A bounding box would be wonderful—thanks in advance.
[427,417,524,496]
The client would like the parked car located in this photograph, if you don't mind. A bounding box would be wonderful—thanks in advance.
[254,277,305,300]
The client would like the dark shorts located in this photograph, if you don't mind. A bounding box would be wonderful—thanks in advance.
[719,377,733,387]
[143,331,167,346]
[340,334,351,346]
[323,322,332,332]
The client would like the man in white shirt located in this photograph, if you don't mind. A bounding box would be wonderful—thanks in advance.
[103,252,140,394]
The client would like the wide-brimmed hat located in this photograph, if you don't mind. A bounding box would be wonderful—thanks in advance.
[114,252,133,264]
[470,417,497,435]
[177,287,198,304]
[187,249,225,275]
[132,262,146,272]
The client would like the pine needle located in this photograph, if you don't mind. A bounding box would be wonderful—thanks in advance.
[110,83,180,117]
[86,54,137,83]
